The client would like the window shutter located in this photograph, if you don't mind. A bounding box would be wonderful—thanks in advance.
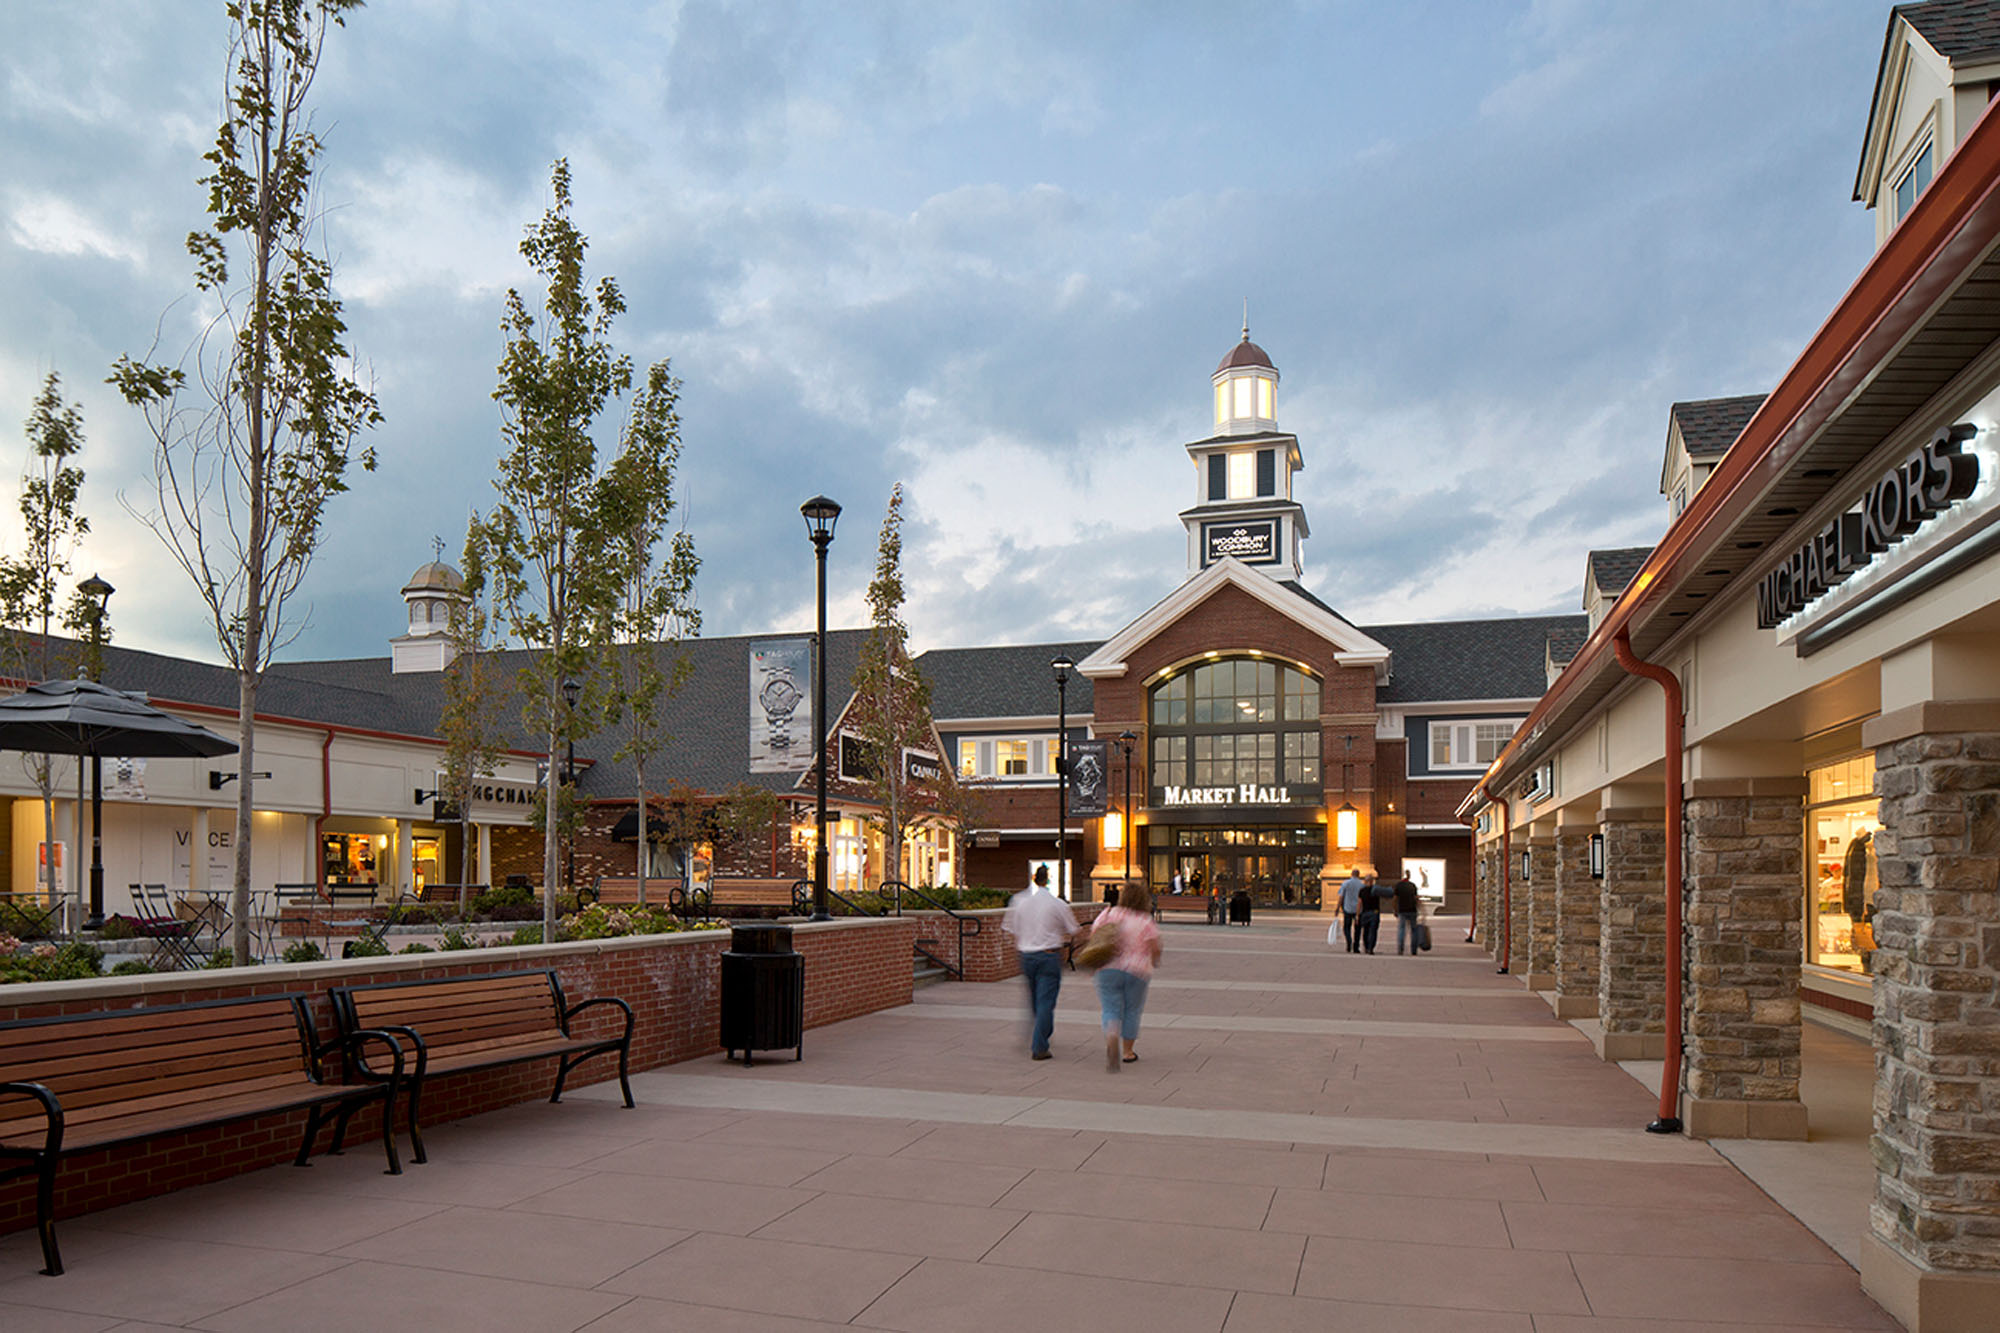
[1208,454,1226,501]
[1256,449,1275,496]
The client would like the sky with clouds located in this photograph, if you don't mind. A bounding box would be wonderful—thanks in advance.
[1,0,1891,665]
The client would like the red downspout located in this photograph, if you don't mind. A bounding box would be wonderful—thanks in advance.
[1612,627,1686,1135]
[313,729,334,899]
[1497,797,1512,975]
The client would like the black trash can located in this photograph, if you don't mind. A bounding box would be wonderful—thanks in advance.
[720,922,804,1065]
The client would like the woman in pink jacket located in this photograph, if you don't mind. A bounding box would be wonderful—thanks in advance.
[1090,882,1163,1070]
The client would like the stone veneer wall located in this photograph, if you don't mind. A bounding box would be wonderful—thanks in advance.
[1598,810,1668,1059]
[1682,786,1806,1139]
[1553,825,1599,1018]
[1525,834,1558,986]
[0,917,920,1240]
[1507,846,1530,974]
[1868,725,2000,1275]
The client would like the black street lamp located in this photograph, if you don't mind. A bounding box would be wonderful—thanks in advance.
[802,496,840,921]
[561,676,580,897]
[80,573,112,928]
[1118,730,1136,898]
[1051,655,1074,901]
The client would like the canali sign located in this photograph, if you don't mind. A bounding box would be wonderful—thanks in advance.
[1756,423,1980,629]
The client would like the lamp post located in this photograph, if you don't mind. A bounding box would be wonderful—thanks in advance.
[802,496,840,921]
[561,676,579,897]
[79,574,113,928]
[1118,730,1136,899]
[1051,655,1073,901]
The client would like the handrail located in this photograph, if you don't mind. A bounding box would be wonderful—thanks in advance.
[880,879,984,979]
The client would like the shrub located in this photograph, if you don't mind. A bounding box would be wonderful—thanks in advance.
[397,942,435,955]
[507,925,544,947]
[281,940,325,964]
[0,941,104,984]
[97,914,141,941]
[205,946,253,969]
[470,883,535,916]
[343,935,389,959]
[0,902,57,940]
[438,924,481,951]
[110,958,154,976]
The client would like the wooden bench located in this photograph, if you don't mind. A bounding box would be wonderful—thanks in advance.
[0,994,405,1276]
[584,877,674,906]
[1156,895,1218,923]
[709,878,806,911]
[329,970,634,1165]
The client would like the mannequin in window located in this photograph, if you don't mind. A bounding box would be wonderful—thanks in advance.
[1842,830,1874,919]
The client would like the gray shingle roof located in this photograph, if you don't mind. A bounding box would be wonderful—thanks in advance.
[1585,547,1652,599]
[1900,0,2000,59]
[1546,624,1588,670]
[920,641,1102,720]
[1671,394,1767,459]
[1364,615,1586,704]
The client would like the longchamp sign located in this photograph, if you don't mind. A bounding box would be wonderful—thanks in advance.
[1757,423,1980,629]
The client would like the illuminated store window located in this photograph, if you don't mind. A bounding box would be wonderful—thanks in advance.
[955,735,1057,781]
[1149,659,1320,791]
[1808,753,1879,973]
[1430,719,1519,769]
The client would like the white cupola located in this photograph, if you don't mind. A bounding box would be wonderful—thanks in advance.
[391,558,466,674]
[1211,320,1279,435]
[1179,321,1308,582]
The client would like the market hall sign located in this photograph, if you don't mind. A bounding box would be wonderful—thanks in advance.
[1202,519,1279,566]
[1756,423,1981,629]
[1162,784,1300,807]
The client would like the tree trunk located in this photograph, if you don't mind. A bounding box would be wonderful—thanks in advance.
[634,756,648,908]
[231,671,258,963]
[543,709,560,941]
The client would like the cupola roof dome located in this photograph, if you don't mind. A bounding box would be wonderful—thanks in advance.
[1217,337,1274,373]
[402,561,464,595]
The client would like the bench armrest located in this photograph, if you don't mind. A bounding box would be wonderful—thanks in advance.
[334,1027,416,1084]
[562,995,633,1043]
[0,1082,64,1157]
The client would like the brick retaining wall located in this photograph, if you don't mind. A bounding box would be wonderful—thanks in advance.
[0,916,919,1240]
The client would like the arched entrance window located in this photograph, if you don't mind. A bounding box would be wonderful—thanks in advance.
[1148,658,1320,795]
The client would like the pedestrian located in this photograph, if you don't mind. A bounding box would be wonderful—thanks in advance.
[1339,869,1365,952]
[1358,872,1383,954]
[1002,865,1079,1061]
[1089,880,1163,1071]
[1393,870,1421,955]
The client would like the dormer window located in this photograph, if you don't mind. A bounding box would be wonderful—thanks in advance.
[1893,139,1933,224]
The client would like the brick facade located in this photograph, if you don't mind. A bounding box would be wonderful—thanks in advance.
[1681,783,1807,1140]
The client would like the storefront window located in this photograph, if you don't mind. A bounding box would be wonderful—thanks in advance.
[1807,753,1879,973]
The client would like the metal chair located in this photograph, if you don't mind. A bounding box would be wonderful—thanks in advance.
[129,884,202,970]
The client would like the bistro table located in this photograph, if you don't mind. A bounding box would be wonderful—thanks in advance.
[0,890,63,940]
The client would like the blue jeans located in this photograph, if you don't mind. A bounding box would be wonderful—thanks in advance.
[1095,966,1150,1042]
[1397,911,1419,954]
[1019,949,1062,1055]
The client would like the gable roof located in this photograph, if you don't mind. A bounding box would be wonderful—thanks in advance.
[1364,615,1583,704]
[1671,394,1768,459]
[1900,0,2000,61]
[1078,557,1390,680]
[920,640,1103,721]
[1856,3,2000,201]
[1585,547,1652,601]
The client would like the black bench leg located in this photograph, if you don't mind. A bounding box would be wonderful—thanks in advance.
[295,1105,326,1167]
[35,1157,61,1276]
[405,1079,427,1165]
[551,1053,575,1103]
[617,1044,634,1109]
[375,1091,402,1175]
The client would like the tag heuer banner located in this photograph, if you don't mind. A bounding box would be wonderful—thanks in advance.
[749,639,812,773]
[1067,740,1109,818]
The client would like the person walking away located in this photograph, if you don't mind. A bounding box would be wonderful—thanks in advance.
[1394,871,1421,955]
[1002,866,1078,1061]
[1358,873,1383,955]
[1339,870,1365,952]
[1090,881,1163,1070]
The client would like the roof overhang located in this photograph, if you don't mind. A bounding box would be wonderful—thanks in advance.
[1078,557,1391,681]
[1479,86,2000,805]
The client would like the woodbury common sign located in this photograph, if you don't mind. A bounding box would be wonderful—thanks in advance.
[1756,423,1980,629]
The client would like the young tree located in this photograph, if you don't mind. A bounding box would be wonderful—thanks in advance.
[470,159,686,939]
[605,365,700,907]
[845,485,951,888]
[438,529,504,908]
[111,0,380,965]
[0,373,95,920]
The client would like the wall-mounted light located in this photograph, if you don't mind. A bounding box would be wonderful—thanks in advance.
[209,769,271,790]
[1589,832,1605,880]
[414,786,441,806]
[1335,801,1359,851]
[1519,849,1532,881]
[1103,810,1124,851]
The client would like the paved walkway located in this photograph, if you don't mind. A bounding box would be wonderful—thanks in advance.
[0,916,1894,1330]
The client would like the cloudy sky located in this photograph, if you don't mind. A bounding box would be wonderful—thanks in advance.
[1,0,1889,664]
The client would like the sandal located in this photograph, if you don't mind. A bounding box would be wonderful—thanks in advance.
[1122,1054,1139,1064]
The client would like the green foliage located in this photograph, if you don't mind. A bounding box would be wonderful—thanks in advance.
[561,902,679,939]
[0,940,104,985]
[110,958,154,976]
[205,947,239,969]
[343,935,389,958]
[397,941,435,955]
[281,940,325,964]
[0,902,57,940]
[471,883,536,915]
[96,914,140,940]
[438,924,481,951]
[507,925,544,947]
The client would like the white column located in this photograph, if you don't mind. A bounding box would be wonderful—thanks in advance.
[192,807,209,893]
[396,818,414,897]
[478,822,492,887]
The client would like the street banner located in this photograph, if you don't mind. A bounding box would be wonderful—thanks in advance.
[1067,739,1109,818]
[749,639,812,773]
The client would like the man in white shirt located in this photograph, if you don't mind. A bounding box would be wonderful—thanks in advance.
[1002,866,1079,1060]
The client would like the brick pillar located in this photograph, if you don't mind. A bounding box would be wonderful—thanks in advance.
[1553,821,1599,1019]
[1859,705,2000,1329]
[1681,779,1807,1140]
[1523,832,1557,990]
[1596,804,1667,1061]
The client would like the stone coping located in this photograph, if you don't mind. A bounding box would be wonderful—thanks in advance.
[0,914,915,1006]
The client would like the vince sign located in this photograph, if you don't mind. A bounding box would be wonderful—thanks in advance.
[1757,423,1980,629]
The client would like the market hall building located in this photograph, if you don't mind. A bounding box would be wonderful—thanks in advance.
[1463,4,2000,1327]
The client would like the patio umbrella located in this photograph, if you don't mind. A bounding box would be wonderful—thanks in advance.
[0,678,238,925]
